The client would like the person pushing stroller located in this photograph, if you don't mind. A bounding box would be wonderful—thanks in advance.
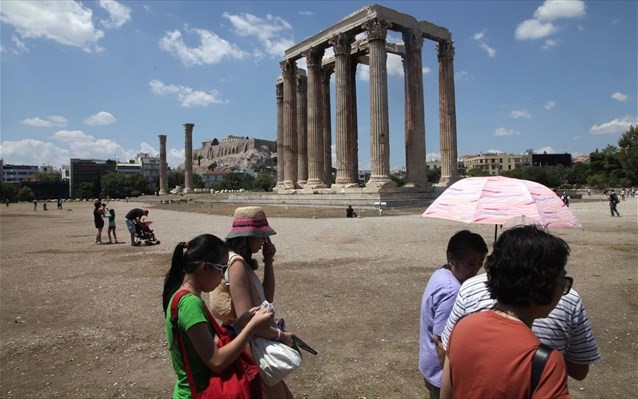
[125,208,158,246]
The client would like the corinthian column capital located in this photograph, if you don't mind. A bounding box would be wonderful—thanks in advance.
[364,19,390,42]
[437,40,455,61]
[403,29,424,53]
[280,59,297,79]
[304,47,325,68]
[329,33,353,56]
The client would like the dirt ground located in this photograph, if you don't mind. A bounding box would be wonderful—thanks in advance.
[0,196,636,398]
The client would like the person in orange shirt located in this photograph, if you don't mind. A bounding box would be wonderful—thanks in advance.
[441,225,572,399]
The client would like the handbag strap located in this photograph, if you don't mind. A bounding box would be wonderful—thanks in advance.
[530,343,553,395]
[170,289,227,399]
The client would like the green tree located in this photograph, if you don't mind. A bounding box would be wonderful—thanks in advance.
[35,171,62,182]
[467,168,490,177]
[17,186,35,201]
[101,172,131,198]
[426,166,441,184]
[193,173,205,189]
[128,173,154,197]
[254,171,275,192]
[618,125,638,185]
[1,183,18,202]
[168,170,184,189]
[78,182,94,199]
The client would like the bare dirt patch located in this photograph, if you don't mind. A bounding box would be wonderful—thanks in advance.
[1,198,636,398]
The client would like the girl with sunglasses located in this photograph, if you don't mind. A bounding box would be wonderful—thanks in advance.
[162,234,273,399]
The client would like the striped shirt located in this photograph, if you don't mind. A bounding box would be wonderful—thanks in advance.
[441,273,601,365]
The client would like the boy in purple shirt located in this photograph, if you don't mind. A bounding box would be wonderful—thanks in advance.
[418,230,487,399]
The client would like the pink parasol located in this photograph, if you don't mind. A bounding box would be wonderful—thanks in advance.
[422,176,582,238]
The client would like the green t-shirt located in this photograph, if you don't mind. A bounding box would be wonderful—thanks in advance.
[165,292,215,399]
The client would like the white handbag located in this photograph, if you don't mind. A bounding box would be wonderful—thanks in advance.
[250,336,302,386]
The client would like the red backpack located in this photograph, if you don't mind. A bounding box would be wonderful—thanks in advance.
[170,290,262,399]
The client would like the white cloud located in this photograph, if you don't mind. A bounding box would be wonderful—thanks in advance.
[534,0,586,21]
[541,38,560,49]
[455,71,472,81]
[611,92,628,102]
[472,30,495,57]
[0,139,71,166]
[516,0,586,42]
[149,79,227,107]
[0,1,104,52]
[545,100,556,110]
[486,149,505,154]
[357,54,405,81]
[511,109,531,118]
[0,134,182,169]
[20,115,68,128]
[54,130,94,142]
[299,11,315,16]
[535,146,554,154]
[84,111,117,126]
[223,12,294,57]
[423,66,431,75]
[159,28,246,67]
[515,19,558,40]
[98,0,131,29]
[590,116,638,135]
[426,152,440,162]
[494,128,522,136]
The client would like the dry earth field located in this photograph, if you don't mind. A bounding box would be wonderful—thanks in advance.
[0,196,636,398]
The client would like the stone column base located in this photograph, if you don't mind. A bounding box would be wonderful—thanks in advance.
[363,178,397,193]
[158,190,167,195]
[437,175,462,188]
[283,181,297,190]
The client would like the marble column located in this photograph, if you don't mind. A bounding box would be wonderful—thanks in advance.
[403,29,427,189]
[350,58,359,185]
[304,47,327,188]
[364,19,395,191]
[296,70,308,187]
[158,134,168,194]
[275,78,284,190]
[183,123,194,193]
[330,32,357,187]
[438,40,459,187]
[321,65,334,185]
[280,59,298,190]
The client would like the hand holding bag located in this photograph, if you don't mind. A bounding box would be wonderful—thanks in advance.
[170,290,261,399]
[250,336,302,387]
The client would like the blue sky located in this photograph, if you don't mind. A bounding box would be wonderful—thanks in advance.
[1,0,636,170]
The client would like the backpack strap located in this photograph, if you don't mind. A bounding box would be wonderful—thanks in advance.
[530,343,553,396]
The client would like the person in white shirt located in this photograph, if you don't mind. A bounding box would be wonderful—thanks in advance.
[441,272,601,380]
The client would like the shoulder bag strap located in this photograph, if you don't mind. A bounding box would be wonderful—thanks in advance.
[170,290,202,399]
[530,343,553,396]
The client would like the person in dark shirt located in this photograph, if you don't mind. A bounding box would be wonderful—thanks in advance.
[346,205,357,218]
[125,208,148,246]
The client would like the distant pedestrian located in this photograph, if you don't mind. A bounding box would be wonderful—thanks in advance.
[587,188,592,197]
[609,189,620,217]
[620,188,626,201]
[33,200,37,211]
[43,202,48,211]
[5,199,9,207]
[346,205,357,218]
[57,198,63,210]
[107,208,118,244]
[561,191,570,207]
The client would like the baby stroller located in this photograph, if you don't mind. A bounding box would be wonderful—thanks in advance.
[134,220,160,245]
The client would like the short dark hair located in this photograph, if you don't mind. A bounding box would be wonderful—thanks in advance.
[446,230,488,263]
[486,225,570,307]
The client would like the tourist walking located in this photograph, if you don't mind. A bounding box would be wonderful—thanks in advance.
[419,230,488,399]
[33,200,37,211]
[440,226,572,399]
[609,189,620,217]
[93,201,106,244]
[163,234,272,399]
[210,206,296,399]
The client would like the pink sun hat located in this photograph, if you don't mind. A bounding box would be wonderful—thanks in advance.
[226,206,276,239]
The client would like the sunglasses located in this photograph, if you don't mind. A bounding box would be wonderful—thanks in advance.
[558,276,573,296]
[193,262,227,273]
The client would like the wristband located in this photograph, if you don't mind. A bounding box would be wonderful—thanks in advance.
[276,328,282,341]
